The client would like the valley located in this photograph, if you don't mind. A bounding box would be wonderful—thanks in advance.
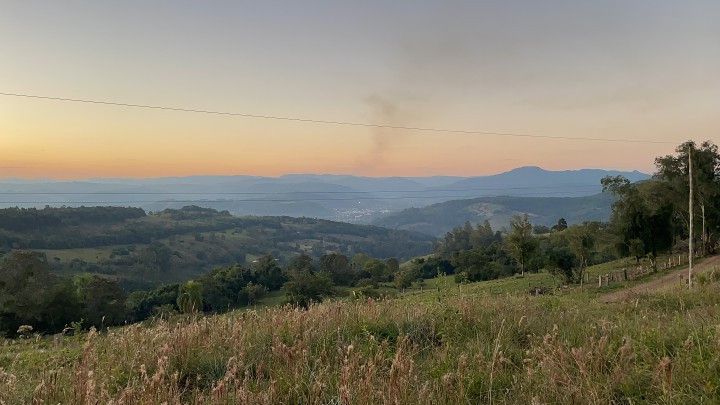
[0,167,646,224]
[2,2,718,402]
[0,206,434,289]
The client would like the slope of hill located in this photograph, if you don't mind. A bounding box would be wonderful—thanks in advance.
[437,166,648,196]
[4,259,719,403]
[373,193,614,236]
[0,206,434,289]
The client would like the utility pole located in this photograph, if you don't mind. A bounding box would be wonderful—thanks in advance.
[688,146,694,288]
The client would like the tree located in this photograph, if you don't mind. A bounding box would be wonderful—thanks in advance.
[602,176,674,263]
[74,275,128,328]
[0,251,76,335]
[319,253,354,285]
[628,238,645,263]
[471,220,500,248]
[565,223,596,282]
[287,254,315,273]
[364,259,390,282]
[238,282,266,305]
[200,276,235,312]
[253,255,286,290]
[504,215,538,276]
[283,271,334,308]
[452,247,511,282]
[436,220,500,257]
[139,242,173,272]
[655,141,720,255]
[40,279,82,331]
[350,253,371,272]
[385,258,400,275]
[413,256,455,279]
[546,246,576,283]
[552,218,568,232]
[0,251,53,324]
[126,284,179,321]
[394,267,419,289]
[177,280,203,313]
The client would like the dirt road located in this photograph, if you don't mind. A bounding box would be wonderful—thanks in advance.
[601,255,720,303]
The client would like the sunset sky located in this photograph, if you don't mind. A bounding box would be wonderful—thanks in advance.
[1,1,719,179]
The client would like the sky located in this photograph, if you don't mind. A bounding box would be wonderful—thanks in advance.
[1,0,719,179]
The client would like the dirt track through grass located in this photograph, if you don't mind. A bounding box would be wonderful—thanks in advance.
[601,255,720,303]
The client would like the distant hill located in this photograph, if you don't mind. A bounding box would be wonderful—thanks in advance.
[373,193,615,236]
[435,166,648,197]
[0,167,646,223]
[0,206,434,289]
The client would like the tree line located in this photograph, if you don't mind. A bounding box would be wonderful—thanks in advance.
[604,141,719,261]
[426,217,613,285]
[429,140,720,285]
[0,216,608,337]
[0,248,406,336]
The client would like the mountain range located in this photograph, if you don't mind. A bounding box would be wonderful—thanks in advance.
[0,166,648,225]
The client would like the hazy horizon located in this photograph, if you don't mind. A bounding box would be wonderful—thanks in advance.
[0,165,649,182]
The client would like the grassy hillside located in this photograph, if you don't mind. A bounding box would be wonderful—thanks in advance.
[0,206,434,289]
[373,193,614,236]
[3,258,719,404]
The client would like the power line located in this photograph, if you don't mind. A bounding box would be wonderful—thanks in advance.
[0,91,675,144]
[0,183,604,195]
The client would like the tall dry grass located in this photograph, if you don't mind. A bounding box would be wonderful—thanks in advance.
[3,284,720,404]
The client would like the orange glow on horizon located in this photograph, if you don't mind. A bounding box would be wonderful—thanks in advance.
[0,98,688,179]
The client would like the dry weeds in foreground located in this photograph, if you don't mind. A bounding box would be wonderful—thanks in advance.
[3,285,720,404]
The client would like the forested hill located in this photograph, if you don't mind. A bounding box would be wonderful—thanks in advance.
[373,193,614,236]
[0,206,434,289]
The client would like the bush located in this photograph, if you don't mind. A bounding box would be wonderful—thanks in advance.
[283,271,334,307]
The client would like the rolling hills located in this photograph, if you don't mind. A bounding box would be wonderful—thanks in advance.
[0,167,646,223]
[373,192,615,236]
[0,206,434,289]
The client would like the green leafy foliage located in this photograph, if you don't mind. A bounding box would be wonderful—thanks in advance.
[283,258,335,307]
[0,250,128,337]
[74,275,128,328]
[654,141,720,255]
[177,281,203,313]
[602,176,674,261]
[504,214,538,276]
[319,253,354,285]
